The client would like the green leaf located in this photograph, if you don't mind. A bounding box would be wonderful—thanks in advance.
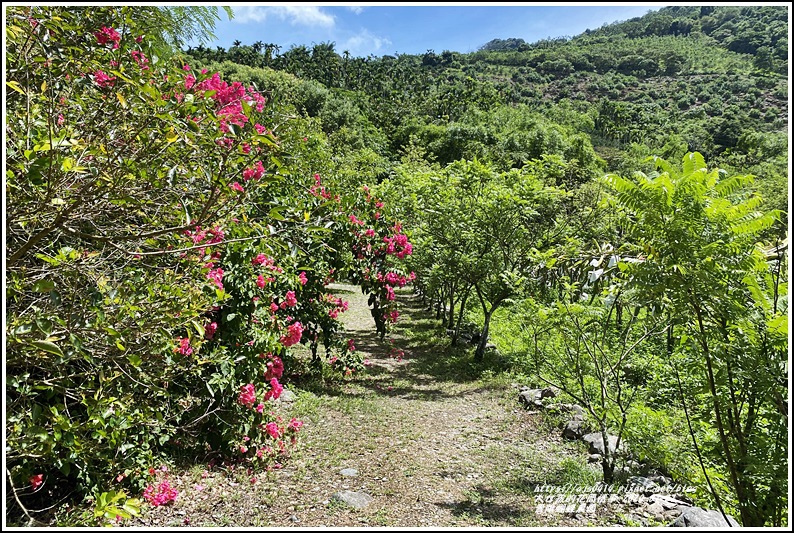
[682,152,706,177]
[269,207,286,221]
[31,340,64,357]
[32,279,55,292]
[225,313,237,322]
[768,315,787,336]
[7,80,26,95]
[35,253,59,265]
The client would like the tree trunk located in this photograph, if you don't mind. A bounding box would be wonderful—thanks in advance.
[452,288,469,346]
[448,287,455,329]
[474,309,493,363]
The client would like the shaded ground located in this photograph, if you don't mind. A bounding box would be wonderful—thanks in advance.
[129,284,611,527]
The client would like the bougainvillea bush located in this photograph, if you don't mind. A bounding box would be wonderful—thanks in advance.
[5,6,411,524]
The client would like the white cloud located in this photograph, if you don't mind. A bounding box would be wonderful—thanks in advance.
[346,6,365,15]
[340,30,391,57]
[233,6,335,27]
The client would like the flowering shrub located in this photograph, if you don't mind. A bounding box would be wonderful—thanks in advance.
[5,5,414,522]
[5,4,291,512]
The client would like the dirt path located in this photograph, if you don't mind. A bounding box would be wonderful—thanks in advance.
[133,284,592,528]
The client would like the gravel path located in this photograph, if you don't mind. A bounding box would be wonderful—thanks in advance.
[132,284,591,528]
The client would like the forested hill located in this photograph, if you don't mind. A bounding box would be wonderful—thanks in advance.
[184,5,788,218]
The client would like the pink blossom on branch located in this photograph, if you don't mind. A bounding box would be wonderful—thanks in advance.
[93,70,116,88]
[265,421,282,439]
[263,377,283,401]
[279,321,303,347]
[206,267,224,290]
[175,337,192,356]
[284,291,297,307]
[238,383,256,408]
[94,26,121,48]
[29,474,44,490]
[264,355,284,381]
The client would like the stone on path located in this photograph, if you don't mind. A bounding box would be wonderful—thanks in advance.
[331,490,373,509]
[582,432,622,456]
[518,389,544,409]
[340,468,359,477]
[562,417,587,440]
[278,388,297,402]
[669,507,740,527]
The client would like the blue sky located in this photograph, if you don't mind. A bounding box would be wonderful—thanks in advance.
[187,3,665,58]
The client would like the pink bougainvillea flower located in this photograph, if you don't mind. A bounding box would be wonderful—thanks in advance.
[287,418,304,432]
[284,290,297,307]
[142,480,178,506]
[298,271,308,286]
[279,321,303,347]
[30,474,44,490]
[230,182,244,193]
[93,70,116,88]
[175,337,192,356]
[238,383,256,408]
[204,321,218,340]
[130,50,149,70]
[242,161,265,181]
[347,339,356,352]
[256,274,266,289]
[263,377,283,401]
[265,421,282,439]
[94,26,121,48]
[206,267,224,290]
[264,355,284,381]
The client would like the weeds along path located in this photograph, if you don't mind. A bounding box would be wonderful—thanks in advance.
[134,284,591,528]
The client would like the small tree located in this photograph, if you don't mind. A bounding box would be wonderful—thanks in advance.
[603,152,787,526]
